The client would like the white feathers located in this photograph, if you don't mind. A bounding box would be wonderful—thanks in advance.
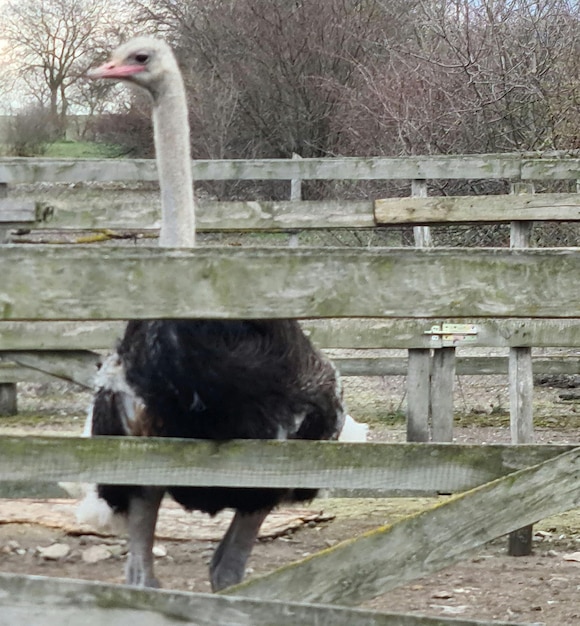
[76,486,126,534]
[338,414,369,442]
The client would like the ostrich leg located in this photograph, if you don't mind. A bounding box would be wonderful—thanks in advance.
[125,487,165,587]
[210,508,270,591]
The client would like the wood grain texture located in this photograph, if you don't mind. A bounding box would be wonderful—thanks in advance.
[0,437,573,496]
[228,447,580,606]
[0,154,524,184]
[4,318,580,350]
[374,192,580,225]
[0,573,533,626]
[4,246,580,321]
[29,194,375,231]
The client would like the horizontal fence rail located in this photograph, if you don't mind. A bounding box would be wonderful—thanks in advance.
[0,573,533,626]
[1,153,580,185]
[5,246,580,320]
[0,437,573,497]
[4,318,580,350]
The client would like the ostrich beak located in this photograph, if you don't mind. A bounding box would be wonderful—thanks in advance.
[88,61,146,80]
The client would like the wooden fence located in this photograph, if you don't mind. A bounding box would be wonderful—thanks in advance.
[1,154,580,625]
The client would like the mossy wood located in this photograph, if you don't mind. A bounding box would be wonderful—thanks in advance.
[0,573,533,626]
[0,154,525,184]
[30,194,375,231]
[375,192,580,225]
[4,318,580,350]
[0,436,573,496]
[228,446,580,606]
[5,246,580,321]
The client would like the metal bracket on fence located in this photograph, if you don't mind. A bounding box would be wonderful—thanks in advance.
[425,323,478,347]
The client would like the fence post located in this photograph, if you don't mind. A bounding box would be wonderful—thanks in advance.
[431,346,456,441]
[288,153,302,248]
[406,180,431,441]
[0,182,18,416]
[508,181,535,556]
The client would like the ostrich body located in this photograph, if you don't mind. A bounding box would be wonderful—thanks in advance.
[86,38,346,591]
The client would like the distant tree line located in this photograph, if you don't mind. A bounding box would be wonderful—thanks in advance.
[2,0,580,164]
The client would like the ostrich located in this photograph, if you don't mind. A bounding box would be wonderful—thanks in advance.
[84,37,351,592]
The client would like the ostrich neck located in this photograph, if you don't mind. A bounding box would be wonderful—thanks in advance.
[152,80,196,248]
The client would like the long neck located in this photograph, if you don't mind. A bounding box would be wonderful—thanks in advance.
[152,73,196,248]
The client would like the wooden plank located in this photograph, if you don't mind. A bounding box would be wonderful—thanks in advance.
[508,183,535,556]
[407,181,432,443]
[374,192,580,225]
[430,348,455,442]
[335,355,580,377]
[0,199,36,224]
[0,573,533,626]
[5,318,580,351]
[0,154,523,184]
[228,446,580,606]
[522,157,580,180]
[29,194,375,231]
[6,246,580,321]
[0,351,99,388]
[406,350,430,442]
[0,321,125,350]
[4,354,580,386]
[0,437,572,494]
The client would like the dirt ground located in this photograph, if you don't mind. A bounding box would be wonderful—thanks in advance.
[1,372,579,626]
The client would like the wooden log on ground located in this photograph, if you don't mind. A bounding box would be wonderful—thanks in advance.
[227,446,580,606]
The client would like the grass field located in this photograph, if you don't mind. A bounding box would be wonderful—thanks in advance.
[42,141,124,158]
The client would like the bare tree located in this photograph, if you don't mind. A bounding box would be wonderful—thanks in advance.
[0,0,117,137]
[130,0,391,161]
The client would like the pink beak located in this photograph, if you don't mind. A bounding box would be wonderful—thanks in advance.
[87,61,145,80]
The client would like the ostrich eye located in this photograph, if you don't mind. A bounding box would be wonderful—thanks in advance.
[134,53,149,64]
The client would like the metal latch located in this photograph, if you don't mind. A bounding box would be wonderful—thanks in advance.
[424,323,478,347]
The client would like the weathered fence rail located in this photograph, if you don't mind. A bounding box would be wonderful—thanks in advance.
[1,154,580,624]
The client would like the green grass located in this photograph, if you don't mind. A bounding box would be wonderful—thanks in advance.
[42,140,124,158]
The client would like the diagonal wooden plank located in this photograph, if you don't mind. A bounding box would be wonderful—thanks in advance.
[226,446,580,606]
[0,573,535,626]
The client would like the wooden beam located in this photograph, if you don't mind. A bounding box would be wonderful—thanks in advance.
[27,195,375,231]
[0,351,99,388]
[4,354,580,387]
[0,437,572,496]
[0,154,523,184]
[5,318,580,350]
[508,183,535,556]
[227,446,580,606]
[0,199,36,225]
[374,192,580,225]
[0,573,533,626]
[5,246,580,321]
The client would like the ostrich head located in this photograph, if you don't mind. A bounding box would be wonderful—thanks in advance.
[88,37,180,102]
